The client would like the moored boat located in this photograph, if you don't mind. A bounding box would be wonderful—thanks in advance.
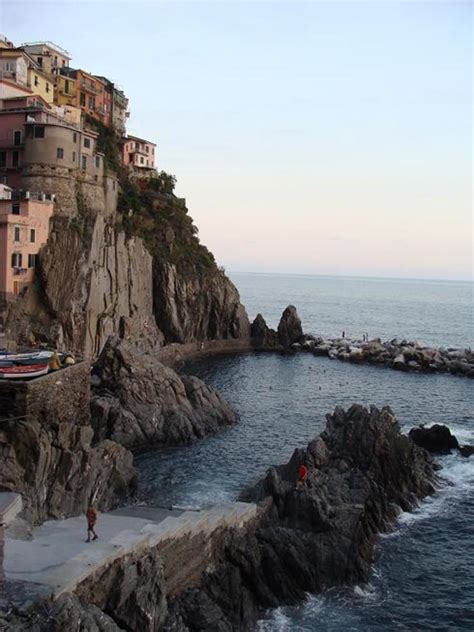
[0,364,49,379]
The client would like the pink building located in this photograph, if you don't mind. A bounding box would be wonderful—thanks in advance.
[0,188,54,302]
[121,135,156,170]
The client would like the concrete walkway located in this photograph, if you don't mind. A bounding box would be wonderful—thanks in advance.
[3,502,258,609]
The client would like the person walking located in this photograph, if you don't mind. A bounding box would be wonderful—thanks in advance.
[86,504,99,542]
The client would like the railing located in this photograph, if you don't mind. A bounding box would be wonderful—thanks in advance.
[13,268,27,276]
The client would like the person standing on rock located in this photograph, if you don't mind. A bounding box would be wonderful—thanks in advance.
[86,504,99,542]
[297,463,309,489]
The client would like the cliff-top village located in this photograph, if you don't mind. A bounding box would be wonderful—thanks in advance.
[0,33,156,308]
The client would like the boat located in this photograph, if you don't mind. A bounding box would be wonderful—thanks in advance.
[0,364,49,379]
[0,351,56,362]
[14,357,56,367]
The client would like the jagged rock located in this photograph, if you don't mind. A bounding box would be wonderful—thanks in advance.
[250,314,279,348]
[459,445,474,458]
[91,337,237,450]
[167,405,436,630]
[277,305,303,348]
[409,424,459,454]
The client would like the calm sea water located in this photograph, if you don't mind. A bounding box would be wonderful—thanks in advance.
[137,274,474,631]
[229,272,473,348]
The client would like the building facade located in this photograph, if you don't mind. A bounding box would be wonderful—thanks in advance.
[20,41,70,75]
[0,190,54,302]
[121,135,156,170]
[0,95,104,188]
[55,68,109,125]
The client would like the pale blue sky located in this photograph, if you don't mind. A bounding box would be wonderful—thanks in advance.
[3,0,472,280]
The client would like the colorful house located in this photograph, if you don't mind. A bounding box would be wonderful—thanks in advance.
[0,95,104,188]
[0,46,54,103]
[0,189,54,302]
[94,76,128,132]
[121,135,156,170]
[55,68,109,125]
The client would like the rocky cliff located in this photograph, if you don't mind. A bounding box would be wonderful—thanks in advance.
[91,337,237,450]
[5,164,249,358]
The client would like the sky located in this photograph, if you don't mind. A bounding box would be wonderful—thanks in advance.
[2,0,472,281]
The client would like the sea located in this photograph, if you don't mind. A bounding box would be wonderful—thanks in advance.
[137,273,474,631]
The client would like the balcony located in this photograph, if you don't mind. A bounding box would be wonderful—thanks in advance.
[13,267,27,276]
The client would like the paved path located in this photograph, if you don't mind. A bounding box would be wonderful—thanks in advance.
[3,502,258,610]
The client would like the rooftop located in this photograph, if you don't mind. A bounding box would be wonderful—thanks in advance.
[125,135,157,146]
[20,41,71,59]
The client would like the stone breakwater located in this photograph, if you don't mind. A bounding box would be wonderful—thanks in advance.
[250,307,474,378]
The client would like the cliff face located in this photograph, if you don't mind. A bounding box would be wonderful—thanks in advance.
[5,166,249,358]
[0,363,136,524]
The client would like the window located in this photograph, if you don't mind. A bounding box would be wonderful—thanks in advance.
[37,57,43,67]
[73,132,77,143]
[72,151,76,162]
[140,156,144,164]
[56,147,64,159]
[88,96,95,110]
[145,145,149,153]
[54,56,58,66]
[65,79,70,94]
[83,137,91,149]
[135,142,139,150]
[28,253,38,268]
[95,156,100,169]
[13,131,22,146]
[11,253,22,267]
[30,229,36,243]
[12,203,20,215]
[34,75,39,86]
[0,151,6,168]
[45,83,50,93]
[14,226,21,242]
[34,126,45,138]
[81,156,87,170]
[12,151,19,167]
[80,92,86,106]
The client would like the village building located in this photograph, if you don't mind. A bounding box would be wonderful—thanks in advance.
[0,46,54,104]
[0,95,104,188]
[0,186,54,302]
[20,41,70,76]
[94,76,128,133]
[121,135,156,170]
[55,68,109,126]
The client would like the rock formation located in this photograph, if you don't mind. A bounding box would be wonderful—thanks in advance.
[409,424,473,457]
[166,404,436,630]
[91,337,237,450]
[251,305,304,350]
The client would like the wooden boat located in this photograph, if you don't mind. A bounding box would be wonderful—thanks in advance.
[0,364,49,379]
[0,351,55,362]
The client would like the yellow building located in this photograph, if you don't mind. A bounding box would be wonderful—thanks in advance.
[27,66,54,103]
[54,71,77,108]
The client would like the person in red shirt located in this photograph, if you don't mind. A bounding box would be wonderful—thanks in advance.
[297,463,309,489]
[86,504,99,542]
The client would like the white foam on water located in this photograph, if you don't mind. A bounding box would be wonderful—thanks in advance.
[257,607,292,632]
[395,452,474,528]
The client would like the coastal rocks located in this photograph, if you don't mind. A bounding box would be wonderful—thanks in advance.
[250,314,278,348]
[251,306,304,350]
[91,337,237,450]
[409,424,473,458]
[277,305,303,348]
[166,405,436,630]
[309,336,474,378]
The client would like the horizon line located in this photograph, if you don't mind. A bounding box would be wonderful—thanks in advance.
[227,270,474,285]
